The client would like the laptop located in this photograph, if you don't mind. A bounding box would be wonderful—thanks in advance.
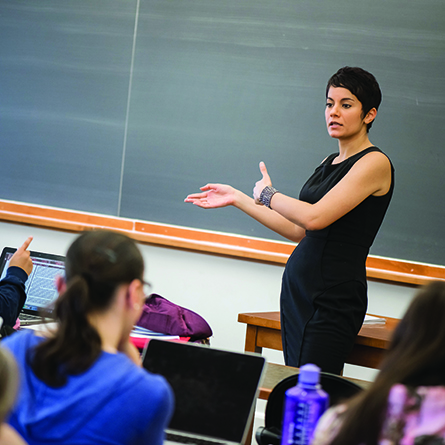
[0,247,65,326]
[142,339,266,445]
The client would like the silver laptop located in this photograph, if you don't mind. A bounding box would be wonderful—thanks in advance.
[0,247,65,325]
[142,339,266,445]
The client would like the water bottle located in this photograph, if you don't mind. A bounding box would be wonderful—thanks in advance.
[280,364,329,445]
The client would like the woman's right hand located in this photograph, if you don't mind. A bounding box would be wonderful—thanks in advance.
[184,184,238,209]
[185,181,306,243]
[9,236,33,276]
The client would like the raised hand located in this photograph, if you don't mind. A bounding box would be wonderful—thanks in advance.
[253,161,272,204]
[9,236,34,276]
[184,184,237,209]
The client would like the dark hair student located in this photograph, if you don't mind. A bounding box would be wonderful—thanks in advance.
[2,230,174,445]
[312,281,445,445]
[32,229,145,386]
[186,66,394,375]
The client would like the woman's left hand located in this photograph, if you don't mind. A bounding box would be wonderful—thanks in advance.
[253,161,273,204]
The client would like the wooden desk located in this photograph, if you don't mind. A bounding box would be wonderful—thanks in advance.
[238,311,399,369]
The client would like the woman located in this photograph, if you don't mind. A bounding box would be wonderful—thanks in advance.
[2,230,174,445]
[0,348,27,444]
[312,281,445,445]
[185,67,394,374]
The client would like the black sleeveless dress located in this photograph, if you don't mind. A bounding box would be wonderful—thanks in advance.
[280,146,394,374]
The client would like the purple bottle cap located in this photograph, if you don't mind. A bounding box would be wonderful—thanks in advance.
[299,363,321,385]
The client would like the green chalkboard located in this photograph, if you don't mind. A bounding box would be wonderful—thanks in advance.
[1,0,444,266]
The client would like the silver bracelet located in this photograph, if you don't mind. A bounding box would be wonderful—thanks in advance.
[259,186,279,209]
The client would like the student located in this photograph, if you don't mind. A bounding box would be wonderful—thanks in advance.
[0,237,33,330]
[312,280,445,445]
[0,348,27,444]
[2,230,174,445]
[185,67,394,374]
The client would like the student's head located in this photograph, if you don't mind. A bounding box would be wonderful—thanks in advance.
[326,67,382,132]
[0,348,18,423]
[31,230,145,387]
[327,281,445,445]
[381,280,445,385]
[60,229,144,317]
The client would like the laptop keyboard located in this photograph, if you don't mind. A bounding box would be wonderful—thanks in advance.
[166,432,226,445]
[19,314,45,326]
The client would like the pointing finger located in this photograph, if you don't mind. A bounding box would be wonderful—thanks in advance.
[17,236,33,253]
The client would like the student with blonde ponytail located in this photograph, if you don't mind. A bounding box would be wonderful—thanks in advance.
[1,230,174,445]
[0,348,26,444]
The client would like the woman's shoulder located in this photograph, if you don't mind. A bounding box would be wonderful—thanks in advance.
[351,147,394,188]
[101,356,174,417]
[136,367,173,400]
[98,351,172,393]
[356,146,393,167]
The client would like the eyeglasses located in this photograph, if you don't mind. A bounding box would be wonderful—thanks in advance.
[142,280,153,299]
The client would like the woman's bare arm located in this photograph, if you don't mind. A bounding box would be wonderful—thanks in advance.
[185,184,306,243]
[254,152,392,231]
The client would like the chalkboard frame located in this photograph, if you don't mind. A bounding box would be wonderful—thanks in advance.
[1,200,444,286]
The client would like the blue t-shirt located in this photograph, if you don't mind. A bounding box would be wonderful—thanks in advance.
[3,330,174,445]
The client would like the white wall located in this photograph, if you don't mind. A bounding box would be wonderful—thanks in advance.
[0,220,418,381]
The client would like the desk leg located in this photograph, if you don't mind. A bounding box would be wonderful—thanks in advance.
[244,325,263,445]
[244,325,263,354]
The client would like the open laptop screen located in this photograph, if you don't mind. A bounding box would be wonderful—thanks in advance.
[143,339,265,443]
[0,247,65,316]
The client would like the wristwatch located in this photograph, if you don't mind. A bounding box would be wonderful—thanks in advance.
[259,186,279,209]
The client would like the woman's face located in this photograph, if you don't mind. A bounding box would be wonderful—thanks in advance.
[325,86,369,141]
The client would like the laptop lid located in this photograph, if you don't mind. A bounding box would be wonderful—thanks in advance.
[0,247,65,319]
[142,339,265,445]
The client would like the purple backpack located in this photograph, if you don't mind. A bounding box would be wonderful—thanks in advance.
[136,294,213,340]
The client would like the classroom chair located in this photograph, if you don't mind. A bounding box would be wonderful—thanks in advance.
[255,372,362,445]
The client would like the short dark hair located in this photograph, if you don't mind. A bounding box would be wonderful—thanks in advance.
[326,67,382,132]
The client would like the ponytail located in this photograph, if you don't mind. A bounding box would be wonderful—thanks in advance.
[31,275,102,387]
[29,230,144,387]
